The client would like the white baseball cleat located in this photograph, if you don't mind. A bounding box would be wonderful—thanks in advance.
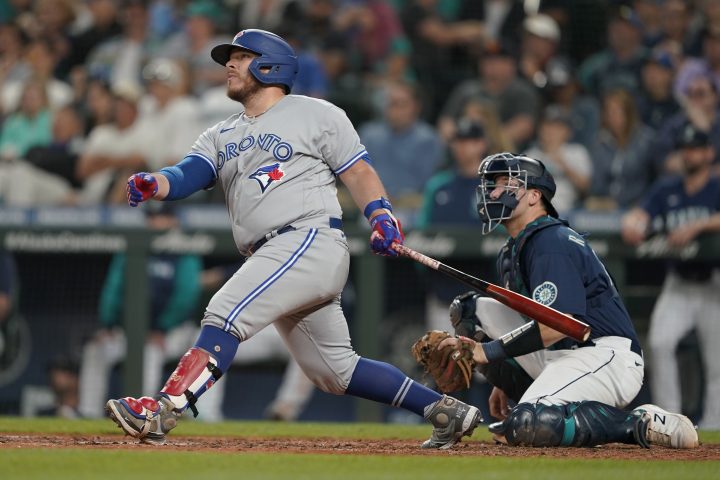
[106,396,180,445]
[633,404,699,449]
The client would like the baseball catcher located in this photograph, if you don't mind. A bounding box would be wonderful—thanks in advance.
[411,153,698,449]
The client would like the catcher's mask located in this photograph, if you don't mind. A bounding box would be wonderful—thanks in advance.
[476,152,558,234]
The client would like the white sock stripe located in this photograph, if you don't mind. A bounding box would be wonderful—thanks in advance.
[396,379,413,407]
[392,377,412,407]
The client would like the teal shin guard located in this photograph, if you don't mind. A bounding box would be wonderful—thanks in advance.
[502,401,645,447]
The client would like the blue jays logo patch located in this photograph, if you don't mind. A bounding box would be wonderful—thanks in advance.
[249,163,285,192]
[533,281,558,306]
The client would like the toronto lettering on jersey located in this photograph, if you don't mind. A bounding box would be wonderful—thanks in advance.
[216,133,294,171]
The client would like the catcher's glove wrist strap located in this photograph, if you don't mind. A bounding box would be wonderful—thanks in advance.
[482,321,544,362]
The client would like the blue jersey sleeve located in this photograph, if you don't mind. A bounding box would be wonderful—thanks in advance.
[526,252,587,317]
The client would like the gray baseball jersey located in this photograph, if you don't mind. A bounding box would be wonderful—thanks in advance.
[190,94,367,253]
[191,95,366,394]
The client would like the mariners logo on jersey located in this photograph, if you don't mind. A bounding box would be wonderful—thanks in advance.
[533,281,558,306]
[250,163,285,192]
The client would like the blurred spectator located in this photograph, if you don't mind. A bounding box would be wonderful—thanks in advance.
[279,25,329,98]
[0,79,52,159]
[634,0,664,49]
[230,0,303,34]
[63,0,123,74]
[29,0,79,79]
[335,0,408,75]
[1,39,74,114]
[80,77,115,133]
[638,49,680,131]
[157,0,229,96]
[0,23,29,86]
[519,13,568,97]
[416,118,487,330]
[25,106,85,188]
[75,84,150,205]
[460,98,515,153]
[85,0,161,92]
[399,0,486,121]
[648,73,720,176]
[578,6,649,98]
[524,105,592,214]
[621,123,720,430]
[438,42,539,150]
[78,206,203,419]
[0,251,16,328]
[654,0,693,58]
[675,28,720,102]
[137,58,202,170]
[43,355,80,419]
[358,80,443,213]
[543,58,601,151]
[589,88,654,210]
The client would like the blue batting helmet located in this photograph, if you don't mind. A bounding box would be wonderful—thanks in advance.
[211,29,299,93]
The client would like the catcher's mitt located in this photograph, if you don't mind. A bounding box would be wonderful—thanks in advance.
[411,330,476,393]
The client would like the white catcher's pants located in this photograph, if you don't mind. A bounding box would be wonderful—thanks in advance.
[475,297,644,408]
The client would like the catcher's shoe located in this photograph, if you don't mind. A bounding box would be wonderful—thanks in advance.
[632,404,699,449]
[422,395,483,449]
[106,395,180,445]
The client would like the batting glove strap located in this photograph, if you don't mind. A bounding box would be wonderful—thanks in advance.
[369,212,404,256]
[363,196,393,219]
[127,173,159,207]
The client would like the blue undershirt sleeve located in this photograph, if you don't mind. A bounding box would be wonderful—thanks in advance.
[159,154,217,201]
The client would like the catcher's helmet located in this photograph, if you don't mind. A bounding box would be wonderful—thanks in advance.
[476,152,558,234]
[211,29,298,93]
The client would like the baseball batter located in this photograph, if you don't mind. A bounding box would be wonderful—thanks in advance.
[622,124,720,430]
[439,153,698,448]
[105,29,482,448]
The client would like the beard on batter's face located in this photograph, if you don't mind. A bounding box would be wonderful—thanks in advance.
[226,71,263,104]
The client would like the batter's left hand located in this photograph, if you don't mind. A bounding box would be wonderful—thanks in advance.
[369,212,404,256]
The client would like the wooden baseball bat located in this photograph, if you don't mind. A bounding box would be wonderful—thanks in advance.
[392,243,591,343]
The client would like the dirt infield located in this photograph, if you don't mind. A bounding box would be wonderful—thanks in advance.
[1,433,719,460]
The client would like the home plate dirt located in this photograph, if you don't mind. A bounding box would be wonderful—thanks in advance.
[1,434,719,460]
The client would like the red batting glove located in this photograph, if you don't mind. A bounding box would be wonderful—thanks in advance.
[127,173,158,207]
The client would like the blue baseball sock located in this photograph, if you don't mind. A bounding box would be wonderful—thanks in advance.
[345,357,442,416]
[194,325,240,372]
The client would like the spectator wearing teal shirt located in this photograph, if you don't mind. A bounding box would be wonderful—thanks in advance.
[0,80,52,159]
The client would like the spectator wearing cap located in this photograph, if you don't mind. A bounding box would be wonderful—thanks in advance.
[137,58,203,171]
[75,83,153,205]
[589,88,655,210]
[358,80,443,217]
[416,117,489,331]
[437,42,540,150]
[523,104,592,214]
[156,0,229,96]
[519,13,570,95]
[647,73,720,176]
[638,49,680,131]
[578,5,649,98]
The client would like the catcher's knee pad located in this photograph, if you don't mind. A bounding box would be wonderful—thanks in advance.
[161,347,223,417]
[504,403,566,447]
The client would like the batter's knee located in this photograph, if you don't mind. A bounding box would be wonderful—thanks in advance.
[298,352,360,395]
